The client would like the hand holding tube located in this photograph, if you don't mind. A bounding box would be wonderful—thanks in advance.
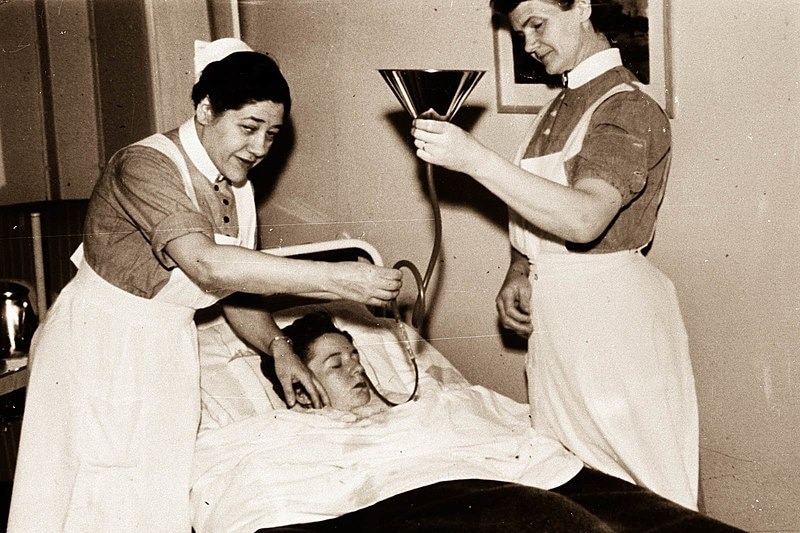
[307,262,403,307]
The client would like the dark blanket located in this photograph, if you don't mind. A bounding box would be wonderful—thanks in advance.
[256,468,744,533]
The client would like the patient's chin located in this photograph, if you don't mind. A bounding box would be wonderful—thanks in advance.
[334,387,371,412]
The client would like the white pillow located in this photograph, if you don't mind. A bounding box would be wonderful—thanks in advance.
[197,316,286,431]
[198,300,468,430]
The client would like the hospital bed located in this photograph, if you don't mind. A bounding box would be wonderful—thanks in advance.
[191,239,743,533]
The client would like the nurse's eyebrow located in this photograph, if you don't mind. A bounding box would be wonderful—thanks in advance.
[246,116,283,129]
[244,113,283,122]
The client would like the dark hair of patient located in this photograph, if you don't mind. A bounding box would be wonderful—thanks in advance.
[282,311,354,363]
[191,51,292,116]
[259,311,353,402]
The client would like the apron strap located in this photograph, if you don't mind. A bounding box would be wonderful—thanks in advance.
[561,82,636,159]
[72,135,200,270]
[134,134,200,210]
[513,94,561,166]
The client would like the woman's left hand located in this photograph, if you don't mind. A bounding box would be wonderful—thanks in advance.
[411,116,484,175]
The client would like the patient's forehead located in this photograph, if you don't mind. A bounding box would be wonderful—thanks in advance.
[308,332,355,362]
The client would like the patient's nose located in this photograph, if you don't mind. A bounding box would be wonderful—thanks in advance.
[349,361,364,376]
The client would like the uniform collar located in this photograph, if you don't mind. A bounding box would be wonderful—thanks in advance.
[566,48,622,89]
[178,118,224,184]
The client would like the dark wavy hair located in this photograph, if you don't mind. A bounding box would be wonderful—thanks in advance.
[281,311,353,364]
[191,51,291,116]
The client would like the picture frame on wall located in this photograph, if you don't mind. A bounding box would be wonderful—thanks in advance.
[492,0,675,117]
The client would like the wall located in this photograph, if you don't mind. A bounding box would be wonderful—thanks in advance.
[0,0,51,203]
[92,0,156,164]
[649,2,800,529]
[143,0,211,131]
[41,0,102,200]
[0,0,207,204]
[239,0,799,531]
[0,0,103,202]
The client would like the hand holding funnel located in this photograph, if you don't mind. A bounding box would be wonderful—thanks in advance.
[378,69,484,330]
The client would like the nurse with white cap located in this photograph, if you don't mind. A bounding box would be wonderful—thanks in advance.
[8,38,402,532]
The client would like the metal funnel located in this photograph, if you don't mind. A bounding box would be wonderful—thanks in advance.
[379,69,484,121]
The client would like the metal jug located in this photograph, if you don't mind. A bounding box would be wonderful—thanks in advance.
[1,280,39,358]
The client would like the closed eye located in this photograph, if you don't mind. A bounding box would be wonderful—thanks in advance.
[527,17,545,31]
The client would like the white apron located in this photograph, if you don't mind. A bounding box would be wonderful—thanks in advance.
[8,133,256,532]
[509,85,699,510]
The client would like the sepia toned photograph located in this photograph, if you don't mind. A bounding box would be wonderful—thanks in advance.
[0,1,796,532]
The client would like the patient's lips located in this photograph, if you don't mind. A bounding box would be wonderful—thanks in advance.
[349,375,371,408]
[352,376,368,392]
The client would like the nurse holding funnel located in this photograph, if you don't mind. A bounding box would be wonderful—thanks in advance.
[411,0,699,510]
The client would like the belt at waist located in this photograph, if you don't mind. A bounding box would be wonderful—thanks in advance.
[529,248,644,278]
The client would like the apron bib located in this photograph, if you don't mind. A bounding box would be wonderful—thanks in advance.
[9,134,256,532]
[510,85,699,510]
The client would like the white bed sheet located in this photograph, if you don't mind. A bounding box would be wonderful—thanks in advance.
[191,301,583,533]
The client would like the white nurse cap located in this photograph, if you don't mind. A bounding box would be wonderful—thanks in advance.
[194,38,254,83]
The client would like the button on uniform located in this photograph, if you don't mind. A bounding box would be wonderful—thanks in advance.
[215,174,237,236]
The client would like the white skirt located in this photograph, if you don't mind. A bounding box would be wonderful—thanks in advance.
[8,264,200,532]
[526,249,699,510]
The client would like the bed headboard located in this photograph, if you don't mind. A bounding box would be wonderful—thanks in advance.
[195,238,410,431]
[261,238,383,265]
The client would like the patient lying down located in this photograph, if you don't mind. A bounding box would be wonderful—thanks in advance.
[191,311,742,533]
[270,311,390,418]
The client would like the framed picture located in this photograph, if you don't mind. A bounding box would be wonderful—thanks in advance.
[492,0,675,117]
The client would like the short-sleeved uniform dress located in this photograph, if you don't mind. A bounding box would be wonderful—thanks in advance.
[508,49,699,510]
[8,119,256,532]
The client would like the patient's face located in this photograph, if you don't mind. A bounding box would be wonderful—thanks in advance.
[306,333,371,412]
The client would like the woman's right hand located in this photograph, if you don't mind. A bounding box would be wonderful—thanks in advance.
[323,262,403,306]
[167,233,402,305]
[272,343,329,409]
[496,267,533,337]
